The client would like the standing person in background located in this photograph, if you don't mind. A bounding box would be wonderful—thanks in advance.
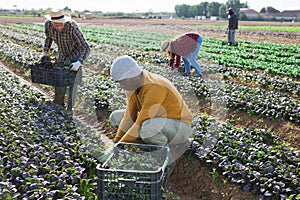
[227,7,238,46]
[42,8,90,114]
[161,32,203,78]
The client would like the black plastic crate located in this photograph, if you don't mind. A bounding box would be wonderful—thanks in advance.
[97,142,169,200]
[30,64,77,87]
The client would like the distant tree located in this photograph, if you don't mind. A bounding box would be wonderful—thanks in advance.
[199,5,206,17]
[226,0,242,14]
[260,7,266,13]
[175,1,212,18]
[261,6,280,13]
[187,6,195,18]
[32,9,36,17]
[266,6,280,13]
[143,12,150,17]
[174,0,245,18]
[219,5,227,18]
[191,5,202,16]
[63,7,71,12]
[240,2,248,8]
[200,2,209,16]
[207,2,221,17]
[175,4,192,18]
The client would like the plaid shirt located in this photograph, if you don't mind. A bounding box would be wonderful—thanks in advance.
[44,20,90,63]
[170,32,199,57]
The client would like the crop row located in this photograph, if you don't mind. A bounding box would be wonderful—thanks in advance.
[195,79,300,124]
[3,23,299,78]
[0,29,299,125]
[1,62,299,199]
[2,23,299,82]
[219,66,300,96]
[192,116,300,199]
[204,38,300,58]
[1,23,300,199]
[0,66,106,199]
[4,23,300,56]
[0,25,45,50]
[87,51,300,126]
[204,53,300,78]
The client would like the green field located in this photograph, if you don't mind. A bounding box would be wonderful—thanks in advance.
[0,21,299,199]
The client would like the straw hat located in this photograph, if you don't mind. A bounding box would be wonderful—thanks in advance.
[45,8,71,23]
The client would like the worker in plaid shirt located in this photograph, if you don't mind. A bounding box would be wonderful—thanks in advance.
[42,8,90,114]
[161,32,202,77]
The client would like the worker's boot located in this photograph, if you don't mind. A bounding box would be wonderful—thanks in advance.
[53,87,66,108]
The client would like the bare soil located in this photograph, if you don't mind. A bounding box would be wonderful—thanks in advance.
[1,16,299,200]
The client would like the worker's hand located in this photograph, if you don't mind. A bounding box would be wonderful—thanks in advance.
[70,61,81,71]
[41,52,47,57]
[40,52,50,62]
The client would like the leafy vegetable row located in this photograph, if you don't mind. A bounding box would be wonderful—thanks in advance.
[1,23,300,199]
[205,53,300,78]
[1,31,299,126]
[220,66,300,96]
[2,23,299,80]
[192,116,300,199]
[0,66,104,199]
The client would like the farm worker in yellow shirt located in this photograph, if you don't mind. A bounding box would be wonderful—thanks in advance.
[109,55,193,163]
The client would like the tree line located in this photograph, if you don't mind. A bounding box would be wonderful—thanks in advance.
[175,0,246,19]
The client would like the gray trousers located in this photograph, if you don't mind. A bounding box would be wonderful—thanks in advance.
[228,29,236,44]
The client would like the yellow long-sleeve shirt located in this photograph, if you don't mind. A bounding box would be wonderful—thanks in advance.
[114,70,192,143]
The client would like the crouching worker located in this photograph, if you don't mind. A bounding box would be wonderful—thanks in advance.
[109,55,193,166]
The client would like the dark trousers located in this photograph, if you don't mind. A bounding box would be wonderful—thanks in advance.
[54,55,82,112]
[53,83,78,111]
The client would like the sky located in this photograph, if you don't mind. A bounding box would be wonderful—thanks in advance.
[1,0,299,13]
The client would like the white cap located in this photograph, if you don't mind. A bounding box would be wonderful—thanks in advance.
[110,55,142,81]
